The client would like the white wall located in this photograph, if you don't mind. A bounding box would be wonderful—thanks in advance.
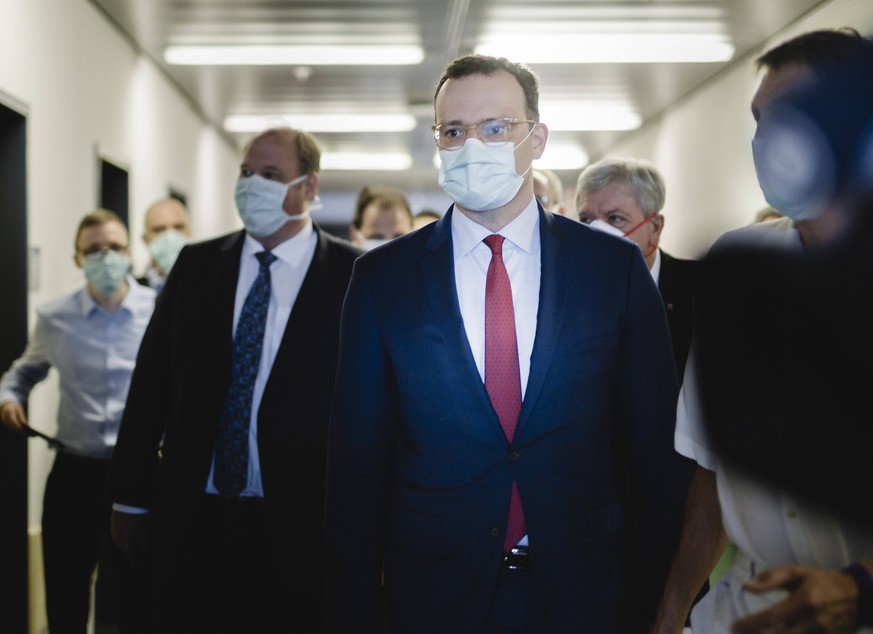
[0,0,242,535]
[604,0,873,259]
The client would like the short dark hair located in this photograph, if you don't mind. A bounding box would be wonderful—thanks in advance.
[434,54,540,121]
[756,28,873,74]
[243,126,322,175]
[75,209,127,250]
[353,186,412,229]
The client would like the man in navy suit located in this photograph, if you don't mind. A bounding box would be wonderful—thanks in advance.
[108,127,360,632]
[325,54,693,633]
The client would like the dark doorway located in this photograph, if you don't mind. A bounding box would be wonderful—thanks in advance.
[0,101,30,634]
[99,158,129,228]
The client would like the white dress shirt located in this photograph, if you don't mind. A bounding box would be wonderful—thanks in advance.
[452,197,541,546]
[452,197,541,398]
[205,223,318,497]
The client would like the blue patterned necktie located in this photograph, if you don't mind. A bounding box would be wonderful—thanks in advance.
[214,249,276,498]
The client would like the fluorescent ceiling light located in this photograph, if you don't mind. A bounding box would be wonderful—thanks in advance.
[224,113,417,133]
[322,152,412,171]
[536,143,590,171]
[476,34,734,63]
[165,44,424,66]
[541,105,642,131]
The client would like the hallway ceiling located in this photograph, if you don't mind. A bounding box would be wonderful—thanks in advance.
[89,0,829,191]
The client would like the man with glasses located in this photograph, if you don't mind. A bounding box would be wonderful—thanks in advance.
[326,54,692,633]
[0,209,155,634]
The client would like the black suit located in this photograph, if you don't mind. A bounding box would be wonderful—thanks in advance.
[658,249,699,382]
[108,225,359,632]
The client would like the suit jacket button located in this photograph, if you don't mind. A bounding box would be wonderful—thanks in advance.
[508,450,520,462]
[490,527,500,538]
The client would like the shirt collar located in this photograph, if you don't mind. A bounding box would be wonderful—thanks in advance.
[650,248,662,284]
[452,196,540,259]
[243,219,315,268]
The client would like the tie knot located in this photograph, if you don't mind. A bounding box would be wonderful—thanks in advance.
[483,234,505,255]
[256,250,277,268]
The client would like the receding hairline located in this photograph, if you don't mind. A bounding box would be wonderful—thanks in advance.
[145,198,187,224]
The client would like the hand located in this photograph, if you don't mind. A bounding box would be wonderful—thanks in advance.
[0,402,28,433]
[111,509,150,567]
[731,565,859,633]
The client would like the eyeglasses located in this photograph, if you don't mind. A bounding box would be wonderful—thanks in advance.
[79,243,128,257]
[432,117,536,150]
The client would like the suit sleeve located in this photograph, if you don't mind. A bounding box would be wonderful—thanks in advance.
[620,250,695,625]
[106,255,180,509]
[325,257,398,633]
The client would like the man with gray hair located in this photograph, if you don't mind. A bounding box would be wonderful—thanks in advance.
[576,157,698,379]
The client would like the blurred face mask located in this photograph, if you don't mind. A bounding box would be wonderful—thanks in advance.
[360,238,391,251]
[438,128,534,212]
[148,230,187,274]
[235,173,309,237]
[751,104,835,222]
[83,250,130,295]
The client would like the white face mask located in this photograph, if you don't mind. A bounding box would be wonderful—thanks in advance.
[438,129,534,212]
[83,250,130,295]
[586,219,628,239]
[235,173,309,237]
[360,238,391,251]
[148,230,187,274]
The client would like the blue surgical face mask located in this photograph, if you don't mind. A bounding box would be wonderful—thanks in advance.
[83,250,130,295]
[235,173,309,237]
[751,105,835,222]
[148,230,187,274]
[438,128,534,212]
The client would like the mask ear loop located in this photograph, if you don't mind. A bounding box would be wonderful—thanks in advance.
[514,122,538,179]
[623,215,659,258]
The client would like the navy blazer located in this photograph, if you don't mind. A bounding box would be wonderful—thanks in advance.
[326,206,693,633]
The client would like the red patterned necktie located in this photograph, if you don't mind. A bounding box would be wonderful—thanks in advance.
[482,234,526,552]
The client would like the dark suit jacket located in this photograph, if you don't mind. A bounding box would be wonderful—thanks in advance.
[108,225,359,613]
[325,207,693,633]
[658,249,700,381]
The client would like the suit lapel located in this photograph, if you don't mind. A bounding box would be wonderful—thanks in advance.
[206,231,245,371]
[422,209,496,414]
[266,225,332,396]
[517,208,567,436]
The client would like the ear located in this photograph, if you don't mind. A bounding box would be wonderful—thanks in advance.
[648,213,665,249]
[531,122,549,160]
[349,225,364,246]
[651,213,665,238]
[305,172,320,201]
[74,252,83,269]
